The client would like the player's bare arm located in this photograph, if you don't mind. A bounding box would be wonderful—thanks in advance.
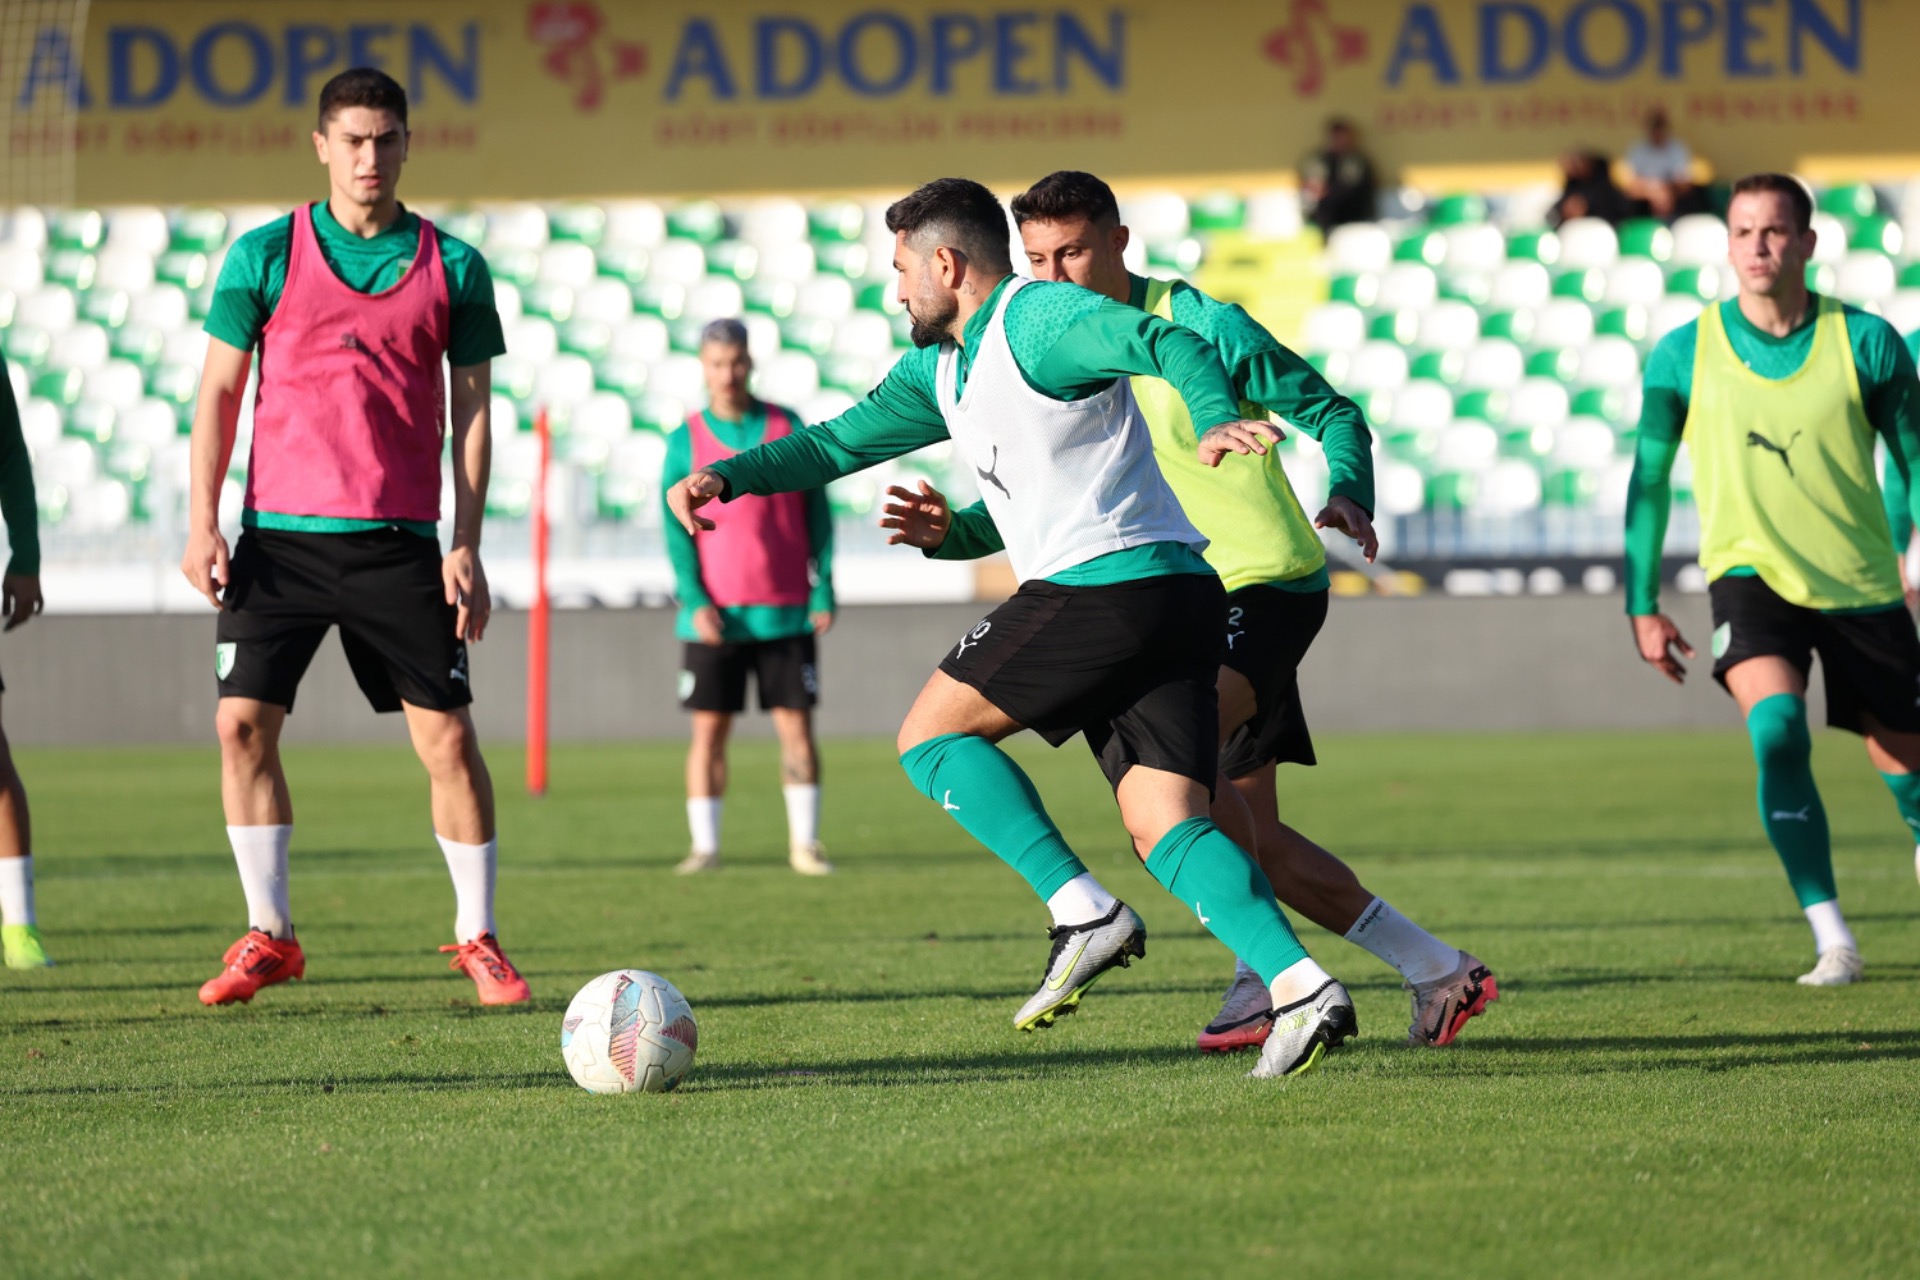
[180,336,252,609]
[446,362,492,643]
[669,470,727,534]
[880,480,953,550]
[2,573,41,632]
[1314,495,1380,563]
[1197,419,1286,467]
[1631,613,1694,684]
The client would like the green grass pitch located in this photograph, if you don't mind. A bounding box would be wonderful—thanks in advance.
[4,731,1918,1278]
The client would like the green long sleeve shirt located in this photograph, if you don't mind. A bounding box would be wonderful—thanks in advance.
[1881,329,1920,548]
[706,276,1242,587]
[0,353,40,576]
[1623,297,1920,615]
[205,200,506,538]
[932,272,1375,587]
[661,403,834,643]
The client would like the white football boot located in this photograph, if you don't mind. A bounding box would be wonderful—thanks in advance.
[1797,946,1863,986]
[1249,979,1357,1080]
[1012,901,1146,1031]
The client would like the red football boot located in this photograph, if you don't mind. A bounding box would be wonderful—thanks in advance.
[199,929,306,1006]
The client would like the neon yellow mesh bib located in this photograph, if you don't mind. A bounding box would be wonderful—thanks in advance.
[1128,278,1325,593]
[1687,297,1900,609]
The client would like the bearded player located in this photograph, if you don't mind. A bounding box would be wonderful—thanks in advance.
[1627,173,1920,985]
[670,178,1356,1079]
[883,171,1496,1049]
[181,69,528,1007]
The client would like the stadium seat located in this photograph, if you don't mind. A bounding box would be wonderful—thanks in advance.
[1578,337,1642,388]
[1188,192,1245,233]
[1818,183,1879,220]
[1302,303,1367,352]
[1602,260,1666,307]
[1119,192,1190,243]
[1616,219,1673,262]
[15,287,75,332]
[86,360,146,410]
[1507,230,1561,264]
[756,242,817,284]
[1668,214,1727,267]
[649,353,707,406]
[1649,296,1704,341]
[1809,214,1848,264]
[1459,339,1525,390]
[1428,193,1490,226]
[547,204,607,248]
[1243,190,1303,239]
[831,311,896,362]
[1375,460,1427,516]
[1487,262,1550,310]
[1664,264,1725,301]
[483,203,551,253]
[571,279,635,326]
[648,240,709,288]
[1384,379,1454,431]
[794,276,855,321]
[1880,291,1920,337]
[47,324,109,371]
[537,243,598,290]
[1,207,48,252]
[1367,310,1418,346]
[1376,264,1439,311]
[0,246,42,295]
[117,398,180,449]
[1473,459,1543,515]
[1508,378,1571,429]
[1554,218,1618,270]
[570,391,634,441]
[1848,214,1903,256]
[756,350,821,405]
[1408,350,1464,384]
[506,318,559,364]
[704,241,758,281]
[1532,299,1596,348]
[683,278,746,322]
[1835,251,1897,304]
[1595,306,1649,342]
[1550,417,1617,469]
[1344,342,1410,394]
[1394,231,1446,267]
[129,284,190,332]
[1325,224,1392,275]
[1414,301,1481,351]
[106,207,172,258]
[1441,223,1505,274]
[602,200,667,249]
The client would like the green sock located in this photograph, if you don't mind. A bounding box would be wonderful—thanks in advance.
[899,734,1088,901]
[1879,770,1920,844]
[1144,817,1307,983]
[1747,694,1836,908]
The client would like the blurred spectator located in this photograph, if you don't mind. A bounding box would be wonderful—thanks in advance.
[1549,150,1635,227]
[1300,117,1377,235]
[1623,109,1709,220]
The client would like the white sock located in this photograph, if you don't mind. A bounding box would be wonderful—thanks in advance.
[783,784,820,848]
[227,825,292,939]
[1804,899,1856,955]
[1269,955,1335,1006]
[437,834,498,943]
[1045,872,1118,927]
[1344,896,1460,986]
[0,855,33,926]
[687,797,722,856]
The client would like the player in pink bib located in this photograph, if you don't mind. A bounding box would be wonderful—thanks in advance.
[663,320,836,876]
[180,68,528,1009]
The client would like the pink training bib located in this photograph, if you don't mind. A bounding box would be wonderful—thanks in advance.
[689,406,813,608]
[246,202,450,522]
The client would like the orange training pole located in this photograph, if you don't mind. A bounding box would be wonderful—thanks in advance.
[527,406,551,797]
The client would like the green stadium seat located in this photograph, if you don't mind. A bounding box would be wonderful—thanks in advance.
[168,208,227,253]
[1393,231,1445,266]
[592,357,649,400]
[1408,350,1463,384]
[1147,239,1204,273]
[666,201,727,244]
[492,354,538,403]
[1366,310,1417,345]
[520,283,574,323]
[631,280,686,319]
[1550,269,1605,302]
[1665,265,1722,300]
[489,249,540,291]
[1427,193,1489,226]
[1899,262,1920,290]
[110,323,164,366]
[1438,273,1491,306]
[1805,263,1835,295]
[80,289,129,329]
[557,320,613,360]
[807,201,864,243]
[31,367,82,406]
[49,209,104,252]
[1847,214,1902,255]
[154,251,208,291]
[743,277,798,316]
[812,240,870,278]
[704,241,758,280]
[1504,230,1560,264]
[1426,472,1475,509]
[146,363,198,426]
[1595,306,1649,342]
[595,245,649,287]
[1452,388,1509,424]
[1571,387,1627,422]
[1525,348,1580,381]
[1616,219,1673,262]
[44,251,95,291]
[778,314,835,356]
[1478,310,1535,343]
[1382,427,1440,463]
[1498,425,1553,459]
[548,204,606,245]
[1187,192,1245,232]
[1817,183,1878,220]
[66,400,114,443]
[1327,273,1377,307]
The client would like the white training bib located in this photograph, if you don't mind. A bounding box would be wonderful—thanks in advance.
[934,278,1204,583]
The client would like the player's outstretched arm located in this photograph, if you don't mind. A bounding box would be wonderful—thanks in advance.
[1313,495,1379,563]
[668,470,727,534]
[180,337,252,610]
[880,481,953,550]
[445,362,492,642]
[1632,613,1695,684]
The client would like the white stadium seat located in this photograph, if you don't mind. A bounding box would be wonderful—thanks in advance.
[1343,341,1410,394]
[1414,301,1481,351]
[1119,192,1189,243]
[1668,214,1727,267]
[1508,378,1571,429]
[1488,262,1551,309]
[1579,337,1642,388]
[1432,422,1499,472]
[1602,259,1666,307]
[505,318,559,364]
[1649,296,1704,342]
[1460,339,1525,390]
[15,287,75,332]
[482,203,550,253]
[48,324,110,371]
[1376,460,1428,516]
[794,276,854,320]
[1442,224,1507,274]
[739,198,809,247]
[1384,379,1454,431]
[571,392,634,440]
[1532,299,1596,348]
[610,317,670,363]
[105,206,171,256]
[756,242,817,284]
[832,311,896,362]
[493,280,524,328]
[1243,189,1303,239]
[536,354,596,410]
[1325,223,1393,275]
[1473,459,1543,515]
[1809,214,1848,265]
[572,279,634,325]
[19,398,62,451]
[1550,417,1617,469]
[649,354,707,404]
[1496,184,1561,231]
[1301,303,1366,353]
[1376,264,1438,311]
[647,239,708,286]
[1,207,48,252]
[1554,218,1618,270]
[536,243,598,290]
[1835,251,1897,304]
[683,277,745,321]
[94,246,156,294]
[39,438,99,489]
[603,200,667,249]
[117,398,180,448]
[755,351,821,405]
[129,284,190,331]
[86,360,147,409]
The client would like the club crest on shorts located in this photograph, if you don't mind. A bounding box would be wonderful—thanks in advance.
[1712,622,1731,660]
[215,642,236,680]
[801,663,818,696]
[678,670,695,700]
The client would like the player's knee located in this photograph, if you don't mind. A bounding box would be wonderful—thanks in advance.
[214,705,272,761]
[414,716,480,780]
[1747,694,1811,768]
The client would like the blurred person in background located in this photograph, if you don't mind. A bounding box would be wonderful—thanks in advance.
[0,352,46,970]
[1299,117,1377,235]
[662,319,836,877]
[1549,149,1635,227]
[1623,109,1709,221]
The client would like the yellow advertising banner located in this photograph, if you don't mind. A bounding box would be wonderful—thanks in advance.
[2,0,1912,204]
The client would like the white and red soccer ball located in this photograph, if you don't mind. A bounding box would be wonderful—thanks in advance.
[561,969,697,1094]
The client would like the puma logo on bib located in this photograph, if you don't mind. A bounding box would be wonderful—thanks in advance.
[1745,430,1801,476]
[976,445,1011,500]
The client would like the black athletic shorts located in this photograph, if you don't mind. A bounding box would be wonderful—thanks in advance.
[679,633,818,713]
[939,571,1226,791]
[1218,585,1329,779]
[1709,573,1920,734]
[215,527,471,714]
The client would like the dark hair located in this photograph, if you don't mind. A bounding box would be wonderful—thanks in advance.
[1730,172,1813,232]
[318,68,409,132]
[699,318,749,350]
[1010,171,1120,229]
[884,178,1012,273]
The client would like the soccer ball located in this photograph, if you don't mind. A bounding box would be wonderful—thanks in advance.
[561,970,698,1094]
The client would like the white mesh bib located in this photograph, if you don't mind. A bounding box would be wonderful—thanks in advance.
[934,278,1204,583]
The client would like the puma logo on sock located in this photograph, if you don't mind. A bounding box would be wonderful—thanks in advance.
[1770,806,1813,822]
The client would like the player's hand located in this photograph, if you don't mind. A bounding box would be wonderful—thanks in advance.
[880,481,952,550]
[669,470,726,534]
[1632,613,1694,684]
[693,605,724,646]
[810,610,834,636]
[1198,419,1286,467]
[2,575,42,632]
[1314,496,1379,563]
[1901,554,1918,612]
[181,526,231,611]
[444,545,491,643]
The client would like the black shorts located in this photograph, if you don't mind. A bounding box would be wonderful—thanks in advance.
[1218,585,1329,779]
[679,634,818,713]
[215,528,470,715]
[1709,574,1920,734]
[939,572,1225,791]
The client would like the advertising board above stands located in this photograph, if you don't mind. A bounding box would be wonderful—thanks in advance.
[3,0,1912,205]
